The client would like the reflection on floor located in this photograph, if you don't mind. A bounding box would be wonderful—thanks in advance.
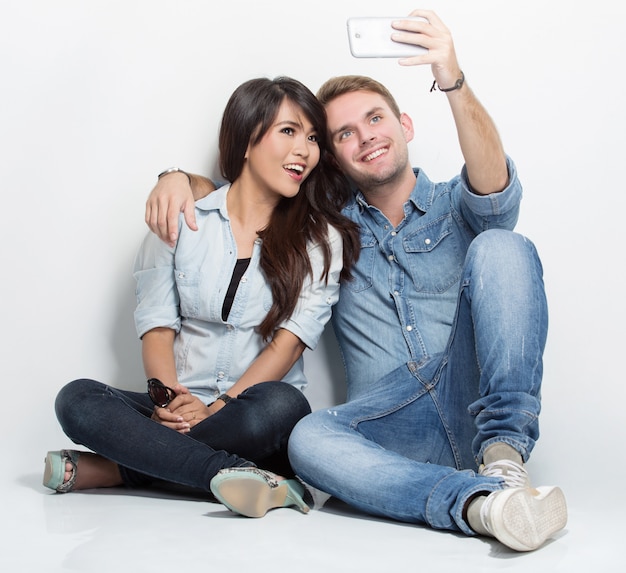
[5,467,619,573]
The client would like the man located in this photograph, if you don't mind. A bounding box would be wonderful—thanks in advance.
[145,10,567,552]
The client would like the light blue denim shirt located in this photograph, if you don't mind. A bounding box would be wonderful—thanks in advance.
[133,184,343,405]
[332,157,522,400]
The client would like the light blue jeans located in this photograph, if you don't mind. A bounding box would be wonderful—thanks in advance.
[288,231,547,535]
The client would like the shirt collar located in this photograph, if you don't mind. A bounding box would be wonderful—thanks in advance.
[195,183,230,217]
[354,168,435,214]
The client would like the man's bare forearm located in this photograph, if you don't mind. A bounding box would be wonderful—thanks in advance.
[188,173,216,201]
[447,84,508,195]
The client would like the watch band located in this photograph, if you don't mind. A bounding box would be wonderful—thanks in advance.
[157,167,191,183]
[217,393,233,405]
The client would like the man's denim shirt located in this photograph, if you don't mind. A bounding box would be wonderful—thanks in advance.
[332,157,522,400]
[133,184,343,405]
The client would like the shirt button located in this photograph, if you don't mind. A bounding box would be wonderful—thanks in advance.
[406,325,413,332]
[391,231,397,237]
[226,324,234,331]
[177,272,185,279]
[393,290,399,296]
[326,297,332,305]
[240,276,248,283]
[217,371,225,379]
[388,255,394,261]
[424,238,431,245]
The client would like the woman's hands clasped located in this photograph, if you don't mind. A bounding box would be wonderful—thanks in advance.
[151,382,225,433]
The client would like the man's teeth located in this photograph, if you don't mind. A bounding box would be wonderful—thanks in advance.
[364,148,387,162]
[284,164,304,173]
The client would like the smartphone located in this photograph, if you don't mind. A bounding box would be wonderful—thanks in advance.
[347,16,428,58]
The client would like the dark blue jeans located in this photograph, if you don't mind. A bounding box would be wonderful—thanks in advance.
[55,378,311,492]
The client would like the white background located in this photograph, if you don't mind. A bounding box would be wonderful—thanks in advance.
[1,0,624,570]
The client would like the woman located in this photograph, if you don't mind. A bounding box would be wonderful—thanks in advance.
[43,77,359,515]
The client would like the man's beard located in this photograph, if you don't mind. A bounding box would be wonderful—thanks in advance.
[358,170,399,188]
[349,152,408,193]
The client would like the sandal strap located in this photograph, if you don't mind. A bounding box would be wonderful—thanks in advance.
[55,449,80,493]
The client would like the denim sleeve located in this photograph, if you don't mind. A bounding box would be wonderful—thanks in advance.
[279,224,343,350]
[132,230,181,339]
[458,156,522,232]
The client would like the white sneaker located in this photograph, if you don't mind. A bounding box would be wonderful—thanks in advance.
[479,486,568,551]
[479,459,531,488]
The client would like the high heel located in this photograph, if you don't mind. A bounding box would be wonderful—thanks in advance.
[210,467,310,518]
[43,450,81,493]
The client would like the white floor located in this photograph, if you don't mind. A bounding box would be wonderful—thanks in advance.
[4,445,622,573]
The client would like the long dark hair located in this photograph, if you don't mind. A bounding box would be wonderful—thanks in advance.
[219,77,360,340]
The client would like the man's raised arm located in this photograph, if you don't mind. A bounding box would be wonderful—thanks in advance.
[394,9,508,194]
[145,170,215,246]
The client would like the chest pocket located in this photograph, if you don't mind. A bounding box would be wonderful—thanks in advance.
[174,269,201,318]
[345,228,377,293]
[403,214,463,293]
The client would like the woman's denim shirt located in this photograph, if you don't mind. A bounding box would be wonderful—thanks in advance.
[332,157,522,400]
[133,184,343,405]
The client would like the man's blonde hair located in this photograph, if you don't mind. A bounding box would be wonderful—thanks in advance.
[316,75,402,119]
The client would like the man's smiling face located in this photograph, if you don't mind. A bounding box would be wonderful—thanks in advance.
[325,90,414,191]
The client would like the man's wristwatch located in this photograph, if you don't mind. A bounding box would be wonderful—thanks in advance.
[157,167,191,182]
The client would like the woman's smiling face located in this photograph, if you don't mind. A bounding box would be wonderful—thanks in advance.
[243,98,320,201]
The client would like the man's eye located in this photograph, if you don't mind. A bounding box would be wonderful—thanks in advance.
[339,131,353,140]
[371,115,381,124]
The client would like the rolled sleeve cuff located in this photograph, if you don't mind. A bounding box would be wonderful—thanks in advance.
[282,311,329,351]
[134,308,181,339]
[460,156,522,217]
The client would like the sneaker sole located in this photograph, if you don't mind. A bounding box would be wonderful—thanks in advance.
[489,486,568,551]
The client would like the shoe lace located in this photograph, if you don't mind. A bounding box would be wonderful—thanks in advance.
[480,460,529,488]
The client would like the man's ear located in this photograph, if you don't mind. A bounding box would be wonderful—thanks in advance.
[400,112,415,144]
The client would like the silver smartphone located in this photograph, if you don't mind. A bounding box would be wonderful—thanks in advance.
[347,16,428,58]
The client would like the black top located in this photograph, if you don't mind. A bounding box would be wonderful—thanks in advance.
[221,258,251,321]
